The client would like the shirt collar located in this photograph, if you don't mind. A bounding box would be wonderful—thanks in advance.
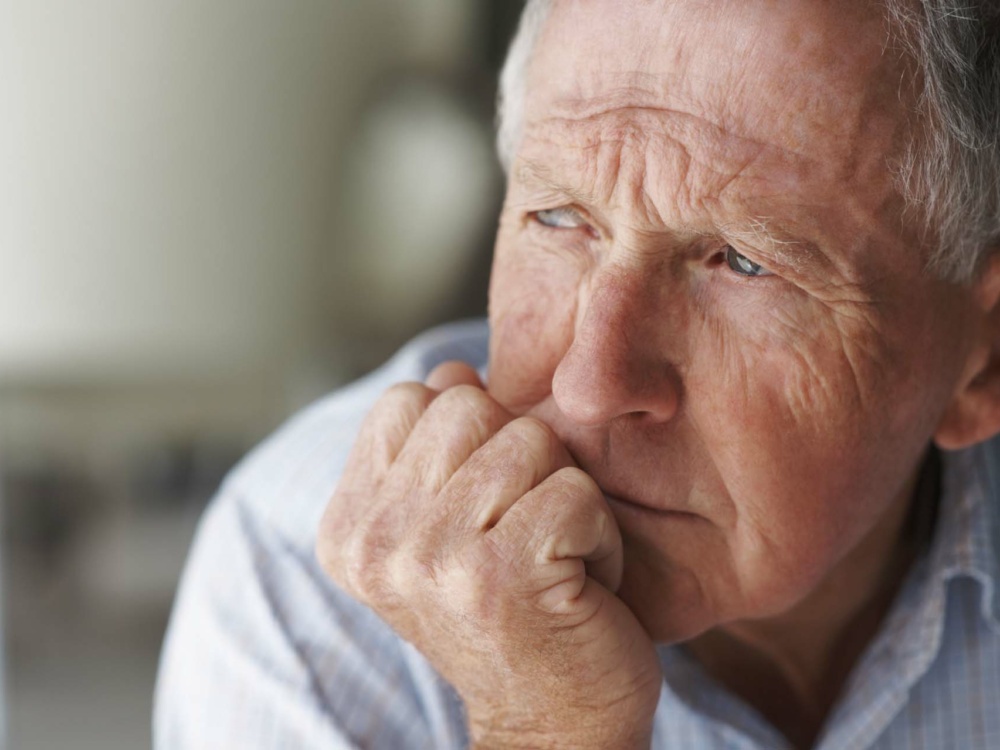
[930,436,1000,633]
[878,436,1000,666]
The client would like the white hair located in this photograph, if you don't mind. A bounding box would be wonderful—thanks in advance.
[496,0,553,173]
[496,0,1000,282]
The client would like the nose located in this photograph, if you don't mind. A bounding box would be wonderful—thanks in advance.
[551,269,681,427]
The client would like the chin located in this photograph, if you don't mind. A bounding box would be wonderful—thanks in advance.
[616,554,719,644]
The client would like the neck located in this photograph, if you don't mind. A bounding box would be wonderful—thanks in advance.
[685,449,940,750]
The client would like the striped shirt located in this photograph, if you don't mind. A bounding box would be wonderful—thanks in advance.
[154,319,1000,749]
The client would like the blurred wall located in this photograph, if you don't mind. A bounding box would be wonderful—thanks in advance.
[0,1,516,748]
[1,0,498,385]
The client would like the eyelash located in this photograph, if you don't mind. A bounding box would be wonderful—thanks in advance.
[531,207,592,232]
[528,210,774,279]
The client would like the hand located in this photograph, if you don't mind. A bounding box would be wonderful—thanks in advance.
[317,362,661,749]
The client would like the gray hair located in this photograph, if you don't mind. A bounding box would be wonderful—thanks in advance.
[496,0,1000,282]
[496,0,553,174]
[885,1,1000,280]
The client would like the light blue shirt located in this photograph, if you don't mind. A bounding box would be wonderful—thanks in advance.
[155,319,1000,749]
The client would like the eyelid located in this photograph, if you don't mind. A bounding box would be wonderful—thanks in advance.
[722,232,812,276]
[532,206,589,229]
[723,244,775,278]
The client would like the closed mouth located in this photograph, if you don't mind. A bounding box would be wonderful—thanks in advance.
[603,492,700,519]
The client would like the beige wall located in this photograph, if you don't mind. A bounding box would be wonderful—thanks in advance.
[0,2,504,747]
[0,0,487,383]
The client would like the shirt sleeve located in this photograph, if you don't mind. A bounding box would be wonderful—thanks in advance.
[153,487,468,749]
[154,321,488,749]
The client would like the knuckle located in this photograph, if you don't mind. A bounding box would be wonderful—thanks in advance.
[504,416,562,462]
[532,468,609,535]
[448,541,507,618]
[386,542,438,595]
[334,506,444,611]
[384,380,434,404]
[430,384,507,426]
[550,466,601,500]
[339,522,390,601]
[316,499,350,577]
[376,382,436,419]
[433,383,488,409]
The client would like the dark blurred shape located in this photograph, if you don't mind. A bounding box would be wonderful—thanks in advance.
[129,438,247,512]
[487,0,529,68]
[3,462,92,582]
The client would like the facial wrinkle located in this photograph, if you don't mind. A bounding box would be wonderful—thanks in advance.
[523,113,827,258]
[536,102,820,164]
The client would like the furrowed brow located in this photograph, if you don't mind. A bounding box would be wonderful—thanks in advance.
[516,159,832,275]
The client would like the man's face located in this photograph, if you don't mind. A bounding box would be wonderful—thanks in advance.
[487,0,980,642]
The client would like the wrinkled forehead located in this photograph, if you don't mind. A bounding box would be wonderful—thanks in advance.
[523,0,908,163]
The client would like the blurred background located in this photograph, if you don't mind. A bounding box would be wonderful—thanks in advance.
[0,1,524,747]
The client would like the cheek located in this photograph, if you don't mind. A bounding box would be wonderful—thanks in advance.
[487,237,584,412]
[688,304,916,607]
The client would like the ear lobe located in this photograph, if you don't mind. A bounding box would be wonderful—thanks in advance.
[934,368,1000,450]
[934,253,1000,451]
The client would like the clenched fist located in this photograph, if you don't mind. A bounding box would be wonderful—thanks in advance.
[317,361,661,749]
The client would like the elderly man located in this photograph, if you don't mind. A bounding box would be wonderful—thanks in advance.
[155,1,1000,748]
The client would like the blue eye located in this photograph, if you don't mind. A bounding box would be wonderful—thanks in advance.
[725,246,773,277]
[533,207,588,229]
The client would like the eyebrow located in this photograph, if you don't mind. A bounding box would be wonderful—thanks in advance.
[514,159,604,206]
[720,218,830,274]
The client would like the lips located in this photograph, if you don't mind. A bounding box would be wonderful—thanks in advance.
[602,490,700,519]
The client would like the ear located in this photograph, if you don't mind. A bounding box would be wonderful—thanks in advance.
[934,253,1000,450]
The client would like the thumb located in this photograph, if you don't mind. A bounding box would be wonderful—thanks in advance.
[425,360,484,392]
